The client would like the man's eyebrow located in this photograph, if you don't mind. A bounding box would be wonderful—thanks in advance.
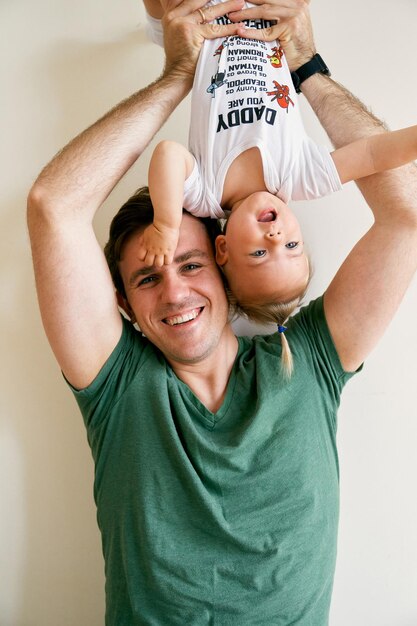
[129,249,209,286]
[175,249,209,264]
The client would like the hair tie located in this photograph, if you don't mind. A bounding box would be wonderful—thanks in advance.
[277,325,287,334]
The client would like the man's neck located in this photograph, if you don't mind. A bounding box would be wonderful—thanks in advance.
[169,330,239,413]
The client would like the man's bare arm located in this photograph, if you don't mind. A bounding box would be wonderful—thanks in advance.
[27,0,242,390]
[237,0,417,371]
[301,74,417,371]
[27,74,192,390]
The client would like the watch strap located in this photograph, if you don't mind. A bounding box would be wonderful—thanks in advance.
[291,54,331,94]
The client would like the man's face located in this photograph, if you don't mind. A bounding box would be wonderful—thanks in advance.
[118,213,232,366]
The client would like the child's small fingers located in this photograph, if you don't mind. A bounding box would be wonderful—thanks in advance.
[144,252,155,266]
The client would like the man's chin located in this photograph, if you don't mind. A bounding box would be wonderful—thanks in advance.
[158,334,221,367]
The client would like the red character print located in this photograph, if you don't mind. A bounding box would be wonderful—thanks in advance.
[267,46,284,68]
[267,81,294,111]
[213,38,230,57]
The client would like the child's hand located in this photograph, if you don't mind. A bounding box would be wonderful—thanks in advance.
[138,223,180,267]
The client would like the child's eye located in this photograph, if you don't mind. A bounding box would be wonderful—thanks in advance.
[286,242,299,250]
[250,250,267,257]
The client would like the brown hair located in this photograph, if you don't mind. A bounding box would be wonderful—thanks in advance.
[104,186,154,298]
[104,186,222,298]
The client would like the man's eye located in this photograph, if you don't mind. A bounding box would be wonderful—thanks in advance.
[286,241,299,250]
[138,275,157,287]
[250,250,267,257]
[183,263,202,271]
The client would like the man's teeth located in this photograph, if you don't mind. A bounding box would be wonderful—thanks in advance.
[165,308,200,326]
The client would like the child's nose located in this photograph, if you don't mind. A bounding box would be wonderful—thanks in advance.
[264,227,282,241]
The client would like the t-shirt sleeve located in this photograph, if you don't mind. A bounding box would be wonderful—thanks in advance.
[288,296,363,401]
[145,12,163,47]
[281,138,342,201]
[66,318,150,434]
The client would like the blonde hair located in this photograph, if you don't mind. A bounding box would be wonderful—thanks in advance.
[226,258,312,379]
[231,296,302,378]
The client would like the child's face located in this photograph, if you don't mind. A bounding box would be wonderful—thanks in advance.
[215,192,309,304]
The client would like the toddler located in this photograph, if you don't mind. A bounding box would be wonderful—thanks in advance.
[143,1,417,321]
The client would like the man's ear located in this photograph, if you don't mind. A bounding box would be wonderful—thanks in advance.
[116,292,136,324]
[215,235,229,266]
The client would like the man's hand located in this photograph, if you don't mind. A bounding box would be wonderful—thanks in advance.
[228,0,315,70]
[162,0,245,82]
[138,223,181,267]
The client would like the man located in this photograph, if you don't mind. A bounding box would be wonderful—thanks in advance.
[27,0,417,622]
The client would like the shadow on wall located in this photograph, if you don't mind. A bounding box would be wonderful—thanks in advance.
[2,27,161,626]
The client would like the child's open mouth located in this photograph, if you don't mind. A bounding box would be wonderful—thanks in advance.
[257,209,277,222]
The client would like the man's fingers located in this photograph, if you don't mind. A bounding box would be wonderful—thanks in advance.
[228,6,300,22]
[166,0,243,20]
[202,22,242,39]
[228,0,310,22]
[227,7,277,22]
[199,0,245,23]
[228,0,308,8]
[236,23,283,42]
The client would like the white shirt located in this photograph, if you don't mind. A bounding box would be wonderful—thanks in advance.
[146,4,341,219]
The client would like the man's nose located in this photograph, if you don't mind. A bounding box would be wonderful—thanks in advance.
[160,271,190,303]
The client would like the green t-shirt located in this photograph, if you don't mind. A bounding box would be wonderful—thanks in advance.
[71,296,359,625]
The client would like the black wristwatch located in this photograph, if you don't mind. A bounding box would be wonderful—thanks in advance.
[291,54,331,94]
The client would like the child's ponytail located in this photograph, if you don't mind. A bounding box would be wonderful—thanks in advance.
[277,323,293,379]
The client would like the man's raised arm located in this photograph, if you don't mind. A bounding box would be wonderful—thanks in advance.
[27,0,242,390]
[235,0,417,372]
[301,74,417,372]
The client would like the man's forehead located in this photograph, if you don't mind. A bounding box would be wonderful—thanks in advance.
[127,249,211,287]
[122,214,214,278]
[179,212,208,236]
[175,214,214,252]
[122,214,211,257]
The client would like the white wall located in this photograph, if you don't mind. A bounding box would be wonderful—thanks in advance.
[1,0,416,624]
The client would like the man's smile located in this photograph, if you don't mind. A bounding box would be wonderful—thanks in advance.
[163,307,203,326]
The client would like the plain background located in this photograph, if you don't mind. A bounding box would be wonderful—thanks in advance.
[1,0,417,624]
